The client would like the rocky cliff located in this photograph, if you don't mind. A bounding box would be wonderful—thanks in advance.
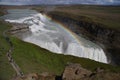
[47,12,120,65]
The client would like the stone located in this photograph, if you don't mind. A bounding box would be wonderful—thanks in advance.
[62,63,92,80]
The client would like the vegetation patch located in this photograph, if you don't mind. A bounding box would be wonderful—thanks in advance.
[0,20,15,80]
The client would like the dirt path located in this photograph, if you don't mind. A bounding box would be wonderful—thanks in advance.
[3,30,24,77]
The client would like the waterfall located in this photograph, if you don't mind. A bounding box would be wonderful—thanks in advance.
[3,9,108,63]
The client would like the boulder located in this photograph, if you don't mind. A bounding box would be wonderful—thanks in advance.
[62,63,92,80]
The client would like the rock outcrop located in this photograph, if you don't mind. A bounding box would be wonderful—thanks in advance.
[62,63,120,80]
[62,63,92,80]
[13,63,120,80]
[8,23,29,34]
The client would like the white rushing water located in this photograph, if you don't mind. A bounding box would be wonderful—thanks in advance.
[3,9,108,63]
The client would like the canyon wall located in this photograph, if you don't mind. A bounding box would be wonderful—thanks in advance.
[47,12,120,65]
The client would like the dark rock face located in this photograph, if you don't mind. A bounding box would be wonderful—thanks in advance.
[47,12,120,65]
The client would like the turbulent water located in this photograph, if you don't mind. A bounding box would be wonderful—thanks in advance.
[2,9,108,63]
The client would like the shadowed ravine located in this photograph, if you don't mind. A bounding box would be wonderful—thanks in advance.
[2,9,108,64]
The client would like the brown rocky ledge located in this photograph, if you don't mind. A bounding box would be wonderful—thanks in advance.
[8,23,29,34]
[13,63,120,80]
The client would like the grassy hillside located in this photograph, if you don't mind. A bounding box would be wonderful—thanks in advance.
[0,21,15,80]
[0,8,16,80]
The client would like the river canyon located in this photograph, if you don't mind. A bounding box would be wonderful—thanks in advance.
[1,9,109,64]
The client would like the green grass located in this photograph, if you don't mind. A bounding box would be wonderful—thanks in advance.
[0,21,15,80]
[0,53,16,80]
[0,21,11,51]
